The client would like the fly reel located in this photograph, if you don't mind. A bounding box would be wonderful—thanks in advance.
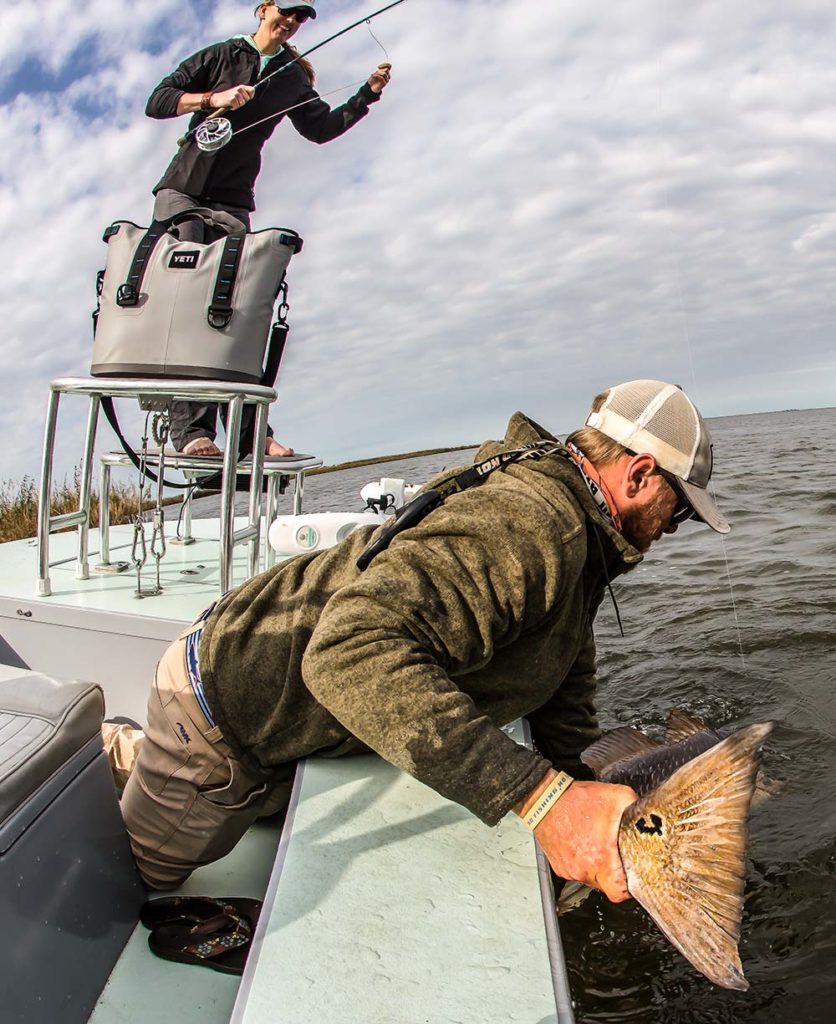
[195,117,233,152]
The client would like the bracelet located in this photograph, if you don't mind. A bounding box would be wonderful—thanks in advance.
[523,772,573,830]
[200,92,214,111]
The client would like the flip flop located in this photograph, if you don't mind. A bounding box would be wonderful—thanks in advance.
[140,895,262,931]
[148,911,252,976]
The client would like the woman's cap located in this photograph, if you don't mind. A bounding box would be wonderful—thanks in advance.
[585,379,730,533]
[275,0,317,17]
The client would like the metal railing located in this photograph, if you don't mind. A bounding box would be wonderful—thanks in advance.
[37,376,284,596]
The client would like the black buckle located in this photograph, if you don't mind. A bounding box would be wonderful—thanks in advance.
[207,305,233,329]
[102,224,120,242]
[279,233,304,254]
[116,283,138,307]
[356,489,443,571]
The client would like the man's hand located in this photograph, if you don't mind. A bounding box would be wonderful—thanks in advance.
[517,773,637,903]
[212,84,255,110]
[368,63,392,94]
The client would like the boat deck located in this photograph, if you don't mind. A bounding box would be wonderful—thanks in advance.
[0,518,266,720]
[87,726,570,1024]
[0,522,574,1023]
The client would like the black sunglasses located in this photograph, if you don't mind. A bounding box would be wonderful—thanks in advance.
[278,6,311,22]
[657,468,697,525]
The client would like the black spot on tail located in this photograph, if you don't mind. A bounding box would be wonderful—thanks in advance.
[635,813,664,836]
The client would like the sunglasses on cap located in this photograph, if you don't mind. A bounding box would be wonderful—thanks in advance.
[275,5,312,22]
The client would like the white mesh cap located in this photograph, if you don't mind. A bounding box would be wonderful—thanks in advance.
[585,379,730,533]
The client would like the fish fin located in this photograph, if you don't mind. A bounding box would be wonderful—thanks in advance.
[556,881,593,916]
[580,726,662,776]
[618,721,773,991]
[665,708,710,743]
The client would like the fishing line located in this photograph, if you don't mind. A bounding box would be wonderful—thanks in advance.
[366,20,390,63]
[225,80,367,144]
[653,71,748,672]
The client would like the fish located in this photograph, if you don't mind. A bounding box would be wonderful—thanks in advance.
[576,709,774,991]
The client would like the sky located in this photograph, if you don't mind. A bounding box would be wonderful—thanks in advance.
[1,0,835,484]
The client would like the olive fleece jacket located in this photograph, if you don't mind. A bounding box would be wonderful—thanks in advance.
[199,412,643,825]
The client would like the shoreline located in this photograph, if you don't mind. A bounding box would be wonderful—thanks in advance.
[307,443,478,476]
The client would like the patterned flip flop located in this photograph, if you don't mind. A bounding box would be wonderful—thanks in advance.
[148,911,253,975]
[140,895,261,931]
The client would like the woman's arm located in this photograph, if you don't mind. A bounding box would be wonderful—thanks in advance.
[287,65,391,143]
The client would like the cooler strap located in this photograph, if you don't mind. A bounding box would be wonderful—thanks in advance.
[115,221,168,308]
[207,231,246,329]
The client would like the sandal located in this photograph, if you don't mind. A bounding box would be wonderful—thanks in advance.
[148,911,253,975]
[140,895,261,931]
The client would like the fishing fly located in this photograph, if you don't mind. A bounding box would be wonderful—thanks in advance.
[183,0,406,153]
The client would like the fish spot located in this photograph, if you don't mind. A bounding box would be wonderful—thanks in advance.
[635,813,664,836]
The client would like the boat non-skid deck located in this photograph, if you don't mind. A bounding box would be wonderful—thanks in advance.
[88,724,569,1024]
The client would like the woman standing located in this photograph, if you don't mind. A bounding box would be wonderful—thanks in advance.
[146,0,392,457]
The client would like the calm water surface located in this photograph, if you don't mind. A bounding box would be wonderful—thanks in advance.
[198,408,836,1022]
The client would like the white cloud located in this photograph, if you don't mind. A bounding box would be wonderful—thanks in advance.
[1,0,835,487]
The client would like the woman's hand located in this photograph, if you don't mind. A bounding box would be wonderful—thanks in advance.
[211,84,255,110]
[518,775,637,903]
[368,63,392,94]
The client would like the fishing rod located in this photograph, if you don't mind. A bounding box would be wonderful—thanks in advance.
[178,0,408,150]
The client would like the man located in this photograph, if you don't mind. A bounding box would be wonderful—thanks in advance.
[109,379,729,902]
[145,0,392,456]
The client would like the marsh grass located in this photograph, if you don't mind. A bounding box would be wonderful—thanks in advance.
[0,469,148,544]
[0,444,478,544]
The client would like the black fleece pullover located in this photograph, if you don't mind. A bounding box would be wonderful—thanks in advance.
[147,37,380,210]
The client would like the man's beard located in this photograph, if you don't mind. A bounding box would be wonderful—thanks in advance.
[620,488,670,553]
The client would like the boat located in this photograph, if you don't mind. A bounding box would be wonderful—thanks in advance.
[0,375,576,1024]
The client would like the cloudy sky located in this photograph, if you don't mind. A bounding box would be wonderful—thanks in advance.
[1,0,835,484]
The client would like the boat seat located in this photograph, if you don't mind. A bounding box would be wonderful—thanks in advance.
[98,449,323,575]
[0,667,144,1024]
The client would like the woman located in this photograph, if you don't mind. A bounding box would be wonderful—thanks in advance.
[146,0,392,457]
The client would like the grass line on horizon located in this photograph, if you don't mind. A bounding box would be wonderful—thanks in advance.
[0,444,478,543]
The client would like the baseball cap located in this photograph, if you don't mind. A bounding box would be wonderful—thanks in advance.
[585,379,730,533]
[275,0,317,17]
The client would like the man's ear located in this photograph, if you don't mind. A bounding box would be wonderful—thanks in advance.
[623,453,657,498]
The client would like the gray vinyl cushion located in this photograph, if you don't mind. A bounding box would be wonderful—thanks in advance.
[0,669,104,825]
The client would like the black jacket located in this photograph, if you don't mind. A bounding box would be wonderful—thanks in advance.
[147,37,380,210]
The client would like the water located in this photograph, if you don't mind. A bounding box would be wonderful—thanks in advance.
[196,408,836,1020]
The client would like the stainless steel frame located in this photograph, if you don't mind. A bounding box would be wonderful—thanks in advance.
[37,377,280,597]
[97,451,323,572]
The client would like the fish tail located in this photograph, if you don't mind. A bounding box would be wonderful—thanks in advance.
[617,721,773,991]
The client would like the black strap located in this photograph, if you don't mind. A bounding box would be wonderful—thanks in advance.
[356,441,564,570]
[115,221,168,307]
[100,398,191,490]
[207,232,246,329]
[261,320,288,389]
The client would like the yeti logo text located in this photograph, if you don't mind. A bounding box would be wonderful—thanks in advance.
[169,250,200,269]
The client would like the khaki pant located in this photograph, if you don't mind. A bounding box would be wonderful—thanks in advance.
[114,619,295,890]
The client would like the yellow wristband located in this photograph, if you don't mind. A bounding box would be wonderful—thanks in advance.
[523,772,573,830]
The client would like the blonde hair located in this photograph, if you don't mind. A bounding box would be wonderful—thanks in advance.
[253,3,316,86]
[565,389,630,467]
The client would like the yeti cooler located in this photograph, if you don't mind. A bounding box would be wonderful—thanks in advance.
[0,668,144,1024]
[91,216,303,383]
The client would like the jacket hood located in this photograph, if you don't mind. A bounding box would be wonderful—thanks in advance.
[475,411,643,574]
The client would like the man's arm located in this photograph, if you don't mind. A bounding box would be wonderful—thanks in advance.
[527,622,601,778]
[302,487,567,825]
